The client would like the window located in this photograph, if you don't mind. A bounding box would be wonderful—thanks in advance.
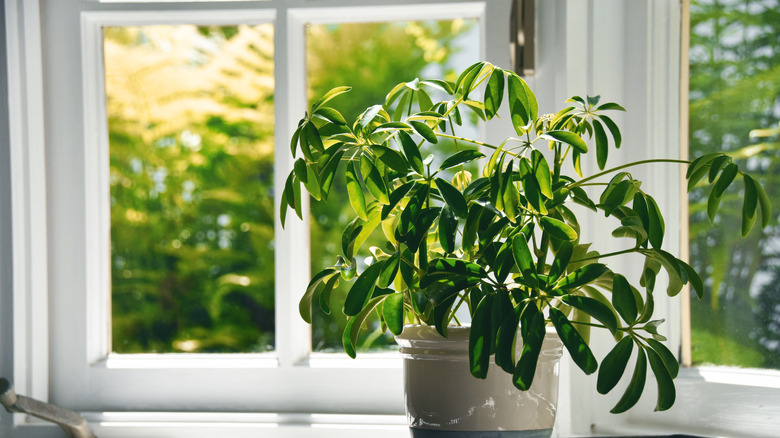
[5,0,509,435]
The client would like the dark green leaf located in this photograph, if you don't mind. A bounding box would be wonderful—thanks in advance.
[342,295,386,358]
[595,102,626,111]
[397,130,424,174]
[299,269,338,323]
[646,347,676,411]
[549,307,597,374]
[378,251,401,288]
[319,149,345,200]
[680,260,704,300]
[751,174,772,227]
[439,149,485,172]
[599,114,622,149]
[303,120,324,153]
[410,120,438,144]
[610,349,647,413]
[646,338,679,379]
[435,177,469,219]
[512,233,538,289]
[561,295,618,334]
[612,274,637,325]
[542,131,588,154]
[343,261,385,316]
[513,302,545,390]
[381,181,415,220]
[484,68,505,120]
[372,145,409,173]
[712,161,739,199]
[438,206,458,254]
[549,242,573,282]
[593,119,609,170]
[462,203,484,251]
[646,195,665,249]
[318,274,339,315]
[469,294,494,379]
[495,303,521,374]
[707,154,732,183]
[341,218,363,260]
[597,336,634,394]
[360,155,390,204]
[539,216,578,241]
[557,263,609,291]
[531,150,553,199]
[741,174,758,237]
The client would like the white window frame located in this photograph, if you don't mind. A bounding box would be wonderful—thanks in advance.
[4,0,511,436]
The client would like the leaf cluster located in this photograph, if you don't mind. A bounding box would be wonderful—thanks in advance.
[282,61,770,413]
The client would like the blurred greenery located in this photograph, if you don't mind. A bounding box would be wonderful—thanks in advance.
[107,19,476,353]
[688,0,780,368]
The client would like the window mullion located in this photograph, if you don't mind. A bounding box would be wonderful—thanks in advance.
[274,5,312,367]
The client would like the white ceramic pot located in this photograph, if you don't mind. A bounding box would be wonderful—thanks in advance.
[395,325,563,438]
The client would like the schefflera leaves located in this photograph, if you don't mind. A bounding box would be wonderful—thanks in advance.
[281,61,772,415]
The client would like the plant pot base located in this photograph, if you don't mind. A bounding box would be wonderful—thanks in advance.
[409,428,553,438]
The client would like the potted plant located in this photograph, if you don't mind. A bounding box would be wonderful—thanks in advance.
[280,61,770,436]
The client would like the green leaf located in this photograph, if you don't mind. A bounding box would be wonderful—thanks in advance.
[712,162,739,199]
[595,102,626,111]
[599,114,622,149]
[680,260,704,300]
[313,106,347,125]
[438,206,458,254]
[360,155,390,204]
[382,293,404,336]
[741,174,758,237]
[707,154,732,183]
[311,86,351,112]
[513,302,545,390]
[462,203,484,251]
[397,130,425,174]
[549,242,573,282]
[381,181,415,220]
[495,303,521,374]
[646,195,665,249]
[539,216,578,241]
[484,68,505,120]
[512,233,538,289]
[593,119,609,170]
[371,145,409,173]
[435,177,469,219]
[397,184,429,237]
[612,274,637,325]
[378,250,401,289]
[404,207,440,253]
[303,165,322,201]
[557,263,609,291]
[456,62,485,99]
[303,120,325,153]
[343,261,385,316]
[597,336,634,394]
[646,347,676,411]
[469,294,494,379]
[646,338,679,379]
[751,174,772,227]
[319,149,345,201]
[549,307,597,374]
[531,150,553,199]
[346,160,368,220]
[410,120,438,144]
[299,269,338,323]
[507,73,534,133]
[610,349,647,413]
[342,295,386,358]
[686,152,721,179]
[561,294,618,334]
[542,130,588,154]
[439,149,485,172]
[356,105,383,132]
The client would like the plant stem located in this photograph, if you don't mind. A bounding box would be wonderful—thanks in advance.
[570,247,639,263]
[569,159,690,188]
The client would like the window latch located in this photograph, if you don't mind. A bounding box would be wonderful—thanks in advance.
[511,0,535,76]
[1,378,96,438]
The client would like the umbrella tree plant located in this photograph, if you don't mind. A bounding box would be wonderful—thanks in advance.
[280,61,770,412]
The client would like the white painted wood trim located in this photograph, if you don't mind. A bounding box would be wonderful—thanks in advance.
[6,0,50,406]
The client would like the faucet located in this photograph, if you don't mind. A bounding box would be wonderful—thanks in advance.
[0,378,96,438]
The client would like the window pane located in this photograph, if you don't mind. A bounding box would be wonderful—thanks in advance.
[305,19,480,352]
[688,0,780,368]
[105,24,275,353]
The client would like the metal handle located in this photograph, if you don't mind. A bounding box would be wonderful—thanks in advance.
[511,0,535,76]
[1,378,96,438]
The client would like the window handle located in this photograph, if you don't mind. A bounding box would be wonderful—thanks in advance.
[1,378,96,438]
[511,0,535,76]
